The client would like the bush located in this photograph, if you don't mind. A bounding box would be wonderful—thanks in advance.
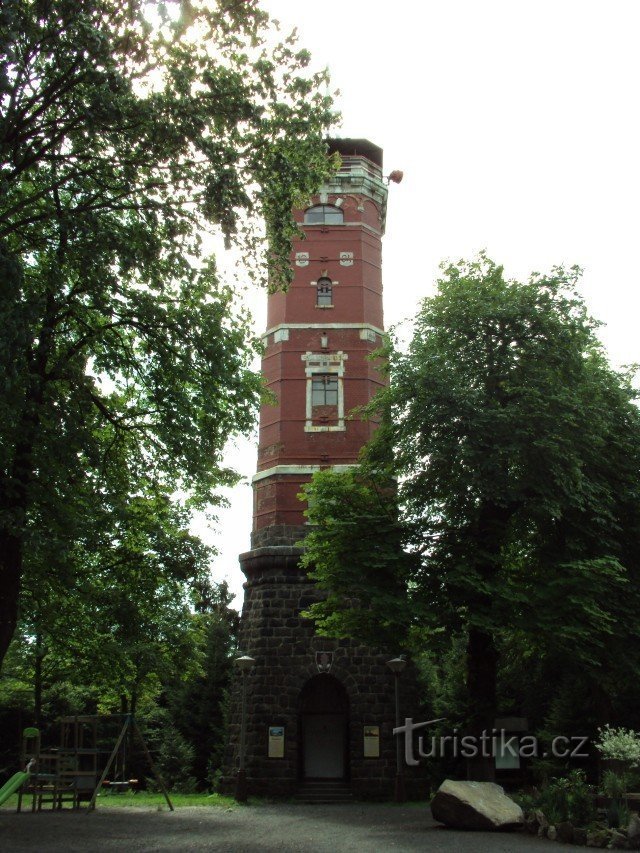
[595,726,640,767]
[154,725,198,793]
[538,770,596,826]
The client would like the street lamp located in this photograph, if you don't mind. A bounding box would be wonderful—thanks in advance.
[234,654,255,803]
[386,656,407,803]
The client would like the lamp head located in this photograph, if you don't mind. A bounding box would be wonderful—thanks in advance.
[386,656,407,674]
[235,655,255,672]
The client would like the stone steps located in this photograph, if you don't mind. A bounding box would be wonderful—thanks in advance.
[296,781,353,804]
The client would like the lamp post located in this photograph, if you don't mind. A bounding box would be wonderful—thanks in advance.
[234,654,255,803]
[386,656,407,803]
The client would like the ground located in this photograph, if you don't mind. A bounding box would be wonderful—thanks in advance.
[0,801,551,852]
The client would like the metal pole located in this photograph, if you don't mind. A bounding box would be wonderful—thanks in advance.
[394,672,406,803]
[235,670,248,802]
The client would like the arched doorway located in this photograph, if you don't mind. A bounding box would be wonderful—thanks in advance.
[299,675,349,780]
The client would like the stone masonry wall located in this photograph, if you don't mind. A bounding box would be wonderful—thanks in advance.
[220,543,427,800]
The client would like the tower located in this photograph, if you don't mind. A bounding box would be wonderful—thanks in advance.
[224,139,422,800]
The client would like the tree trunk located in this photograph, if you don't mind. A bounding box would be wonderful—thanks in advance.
[0,286,58,671]
[466,626,498,781]
[34,631,44,729]
[463,497,512,781]
[0,531,22,668]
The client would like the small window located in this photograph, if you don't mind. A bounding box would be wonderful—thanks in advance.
[311,375,338,406]
[316,277,332,306]
[304,205,344,225]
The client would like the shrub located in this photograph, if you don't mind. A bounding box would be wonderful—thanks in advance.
[595,726,640,767]
[538,770,596,826]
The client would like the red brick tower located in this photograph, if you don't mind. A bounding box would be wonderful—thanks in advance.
[253,137,386,546]
[224,140,423,800]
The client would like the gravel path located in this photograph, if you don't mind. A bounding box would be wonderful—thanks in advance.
[1,803,552,852]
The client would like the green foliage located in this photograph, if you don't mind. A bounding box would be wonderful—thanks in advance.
[164,581,238,787]
[537,770,596,826]
[144,708,198,794]
[96,790,236,809]
[596,726,640,767]
[601,769,627,799]
[605,798,630,830]
[13,485,215,713]
[301,467,415,650]
[0,0,337,666]
[303,253,640,736]
[1,571,238,789]
[383,255,640,655]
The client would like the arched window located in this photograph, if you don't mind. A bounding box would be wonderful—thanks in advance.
[304,204,344,225]
[316,276,332,307]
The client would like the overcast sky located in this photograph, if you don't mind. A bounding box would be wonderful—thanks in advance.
[203,0,640,605]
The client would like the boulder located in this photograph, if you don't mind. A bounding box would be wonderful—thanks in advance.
[536,809,549,830]
[557,820,574,843]
[573,827,589,846]
[548,825,558,840]
[628,814,640,851]
[525,809,548,835]
[537,810,550,838]
[430,780,524,831]
[609,829,629,849]
[586,828,610,848]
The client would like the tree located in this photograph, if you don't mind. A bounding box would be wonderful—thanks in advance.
[13,480,215,720]
[0,0,336,666]
[2,489,239,789]
[303,255,640,778]
[164,580,238,788]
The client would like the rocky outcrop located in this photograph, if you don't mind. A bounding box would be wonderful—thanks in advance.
[430,780,524,830]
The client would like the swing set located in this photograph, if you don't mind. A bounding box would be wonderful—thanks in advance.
[14,714,173,812]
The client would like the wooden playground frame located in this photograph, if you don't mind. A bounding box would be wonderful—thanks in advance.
[17,714,173,812]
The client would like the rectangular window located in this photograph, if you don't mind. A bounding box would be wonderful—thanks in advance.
[311,375,338,406]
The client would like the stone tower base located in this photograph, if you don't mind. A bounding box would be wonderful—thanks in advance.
[220,544,427,800]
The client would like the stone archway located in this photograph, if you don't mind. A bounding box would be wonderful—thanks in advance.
[299,674,349,780]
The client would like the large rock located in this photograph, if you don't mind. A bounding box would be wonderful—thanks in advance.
[609,829,629,849]
[430,780,524,830]
[557,820,575,843]
[628,814,640,851]
[586,828,610,848]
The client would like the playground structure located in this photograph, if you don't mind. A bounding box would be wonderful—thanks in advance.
[0,715,173,812]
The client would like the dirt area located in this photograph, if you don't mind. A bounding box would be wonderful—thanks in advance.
[0,802,551,852]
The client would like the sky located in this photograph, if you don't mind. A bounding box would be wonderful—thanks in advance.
[202,0,640,605]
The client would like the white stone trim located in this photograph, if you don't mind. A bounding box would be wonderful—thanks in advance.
[301,351,347,432]
[359,328,377,342]
[303,221,381,236]
[264,322,384,338]
[304,423,345,432]
[301,351,348,377]
[252,464,356,484]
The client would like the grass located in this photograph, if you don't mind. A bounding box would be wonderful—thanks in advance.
[0,790,238,811]
[98,791,237,809]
